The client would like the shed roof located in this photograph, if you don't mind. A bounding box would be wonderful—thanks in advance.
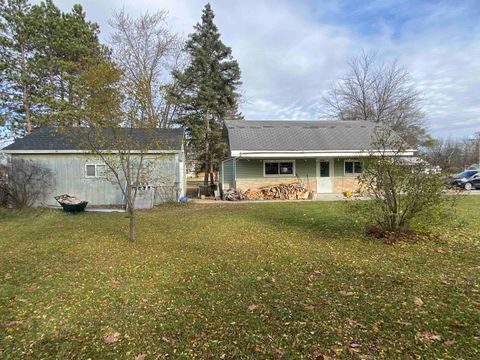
[1,127,184,153]
[225,120,389,152]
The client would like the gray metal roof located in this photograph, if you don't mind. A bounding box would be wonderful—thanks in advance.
[2,127,184,152]
[224,120,386,152]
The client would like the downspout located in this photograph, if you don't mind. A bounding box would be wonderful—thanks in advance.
[233,158,237,190]
[221,160,225,191]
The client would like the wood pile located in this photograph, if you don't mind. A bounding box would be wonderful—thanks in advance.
[223,188,243,201]
[243,182,310,200]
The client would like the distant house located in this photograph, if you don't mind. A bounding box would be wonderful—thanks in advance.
[220,120,415,195]
[1,127,186,206]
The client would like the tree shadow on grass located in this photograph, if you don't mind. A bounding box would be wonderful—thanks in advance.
[239,201,368,240]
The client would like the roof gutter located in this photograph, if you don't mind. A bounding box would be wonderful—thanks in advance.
[231,149,416,158]
[0,149,182,155]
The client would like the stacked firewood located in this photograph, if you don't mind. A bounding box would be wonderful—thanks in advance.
[243,182,310,200]
[223,188,243,201]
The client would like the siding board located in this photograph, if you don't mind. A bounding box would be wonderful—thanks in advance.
[235,158,317,192]
[236,158,316,179]
[12,153,179,206]
[221,158,235,190]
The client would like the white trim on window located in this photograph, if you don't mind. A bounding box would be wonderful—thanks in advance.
[263,160,296,177]
[344,159,362,176]
[85,163,106,178]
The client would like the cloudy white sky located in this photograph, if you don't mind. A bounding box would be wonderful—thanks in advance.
[51,0,480,138]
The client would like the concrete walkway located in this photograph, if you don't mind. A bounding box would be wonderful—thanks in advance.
[189,190,480,205]
[48,205,126,213]
[190,193,366,204]
[85,208,126,213]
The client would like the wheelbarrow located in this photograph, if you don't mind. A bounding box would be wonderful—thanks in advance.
[55,194,88,212]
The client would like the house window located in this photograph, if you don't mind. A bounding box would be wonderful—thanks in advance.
[344,160,362,175]
[263,161,295,176]
[85,164,106,178]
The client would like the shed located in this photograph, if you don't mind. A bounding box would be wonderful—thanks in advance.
[1,127,186,206]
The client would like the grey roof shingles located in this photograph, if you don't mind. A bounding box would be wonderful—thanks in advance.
[224,120,386,151]
[2,127,184,152]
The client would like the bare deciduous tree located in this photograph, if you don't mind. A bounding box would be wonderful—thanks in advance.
[78,40,179,241]
[67,10,184,241]
[425,138,466,174]
[109,9,184,128]
[82,127,163,242]
[425,134,479,174]
[323,51,431,147]
[0,158,53,208]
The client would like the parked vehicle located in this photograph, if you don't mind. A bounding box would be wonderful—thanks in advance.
[450,170,480,190]
[465,174,480,190]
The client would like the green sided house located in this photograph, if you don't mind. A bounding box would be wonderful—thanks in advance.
[1,127,186,206]
[220,120,415,196]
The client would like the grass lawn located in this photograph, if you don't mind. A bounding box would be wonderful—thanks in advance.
[0,198,479,359]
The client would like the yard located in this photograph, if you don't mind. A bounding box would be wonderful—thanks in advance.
[0,198,479,359]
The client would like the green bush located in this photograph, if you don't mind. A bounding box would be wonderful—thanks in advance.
[356,127,454,240]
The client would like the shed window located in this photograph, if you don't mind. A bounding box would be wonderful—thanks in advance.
[264,161,295,176]
[344,160,362,175]
[86,164,106,178]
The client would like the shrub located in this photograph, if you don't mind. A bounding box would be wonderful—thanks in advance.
[0,159,53,208]
[0,165,8,207]
[357,127,452,239]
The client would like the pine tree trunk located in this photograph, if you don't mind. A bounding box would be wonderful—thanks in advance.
[23,84,31,134]
[209,158,214,188]
[204,112,210,186]
[20,44,31,134]
[49,64,55,124]
[203,166,209,186]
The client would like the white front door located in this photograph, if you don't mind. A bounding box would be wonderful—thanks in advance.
[317,159,333,193]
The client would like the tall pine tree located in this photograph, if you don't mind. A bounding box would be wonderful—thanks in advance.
[171,3,242,187]
[30,1,105,127]
[0,0,106,137]
[0,0,37,136]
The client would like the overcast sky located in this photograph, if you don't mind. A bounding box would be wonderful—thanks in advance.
[48,0,480,139]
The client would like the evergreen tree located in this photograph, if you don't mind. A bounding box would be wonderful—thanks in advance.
[171,3,242,187]
[0,0,106,137]
[31,1,105,127]
[0,0,37,136]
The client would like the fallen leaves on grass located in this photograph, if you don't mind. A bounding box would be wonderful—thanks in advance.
[419,331,442,343]
[347,318,367,329]
[104,331,121,344]
[304,304,315,311]
[414,297,424,306]
[312,351,331,360]
[5,320,24,328]
[1,198,479,358]
[349,341,361,353]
